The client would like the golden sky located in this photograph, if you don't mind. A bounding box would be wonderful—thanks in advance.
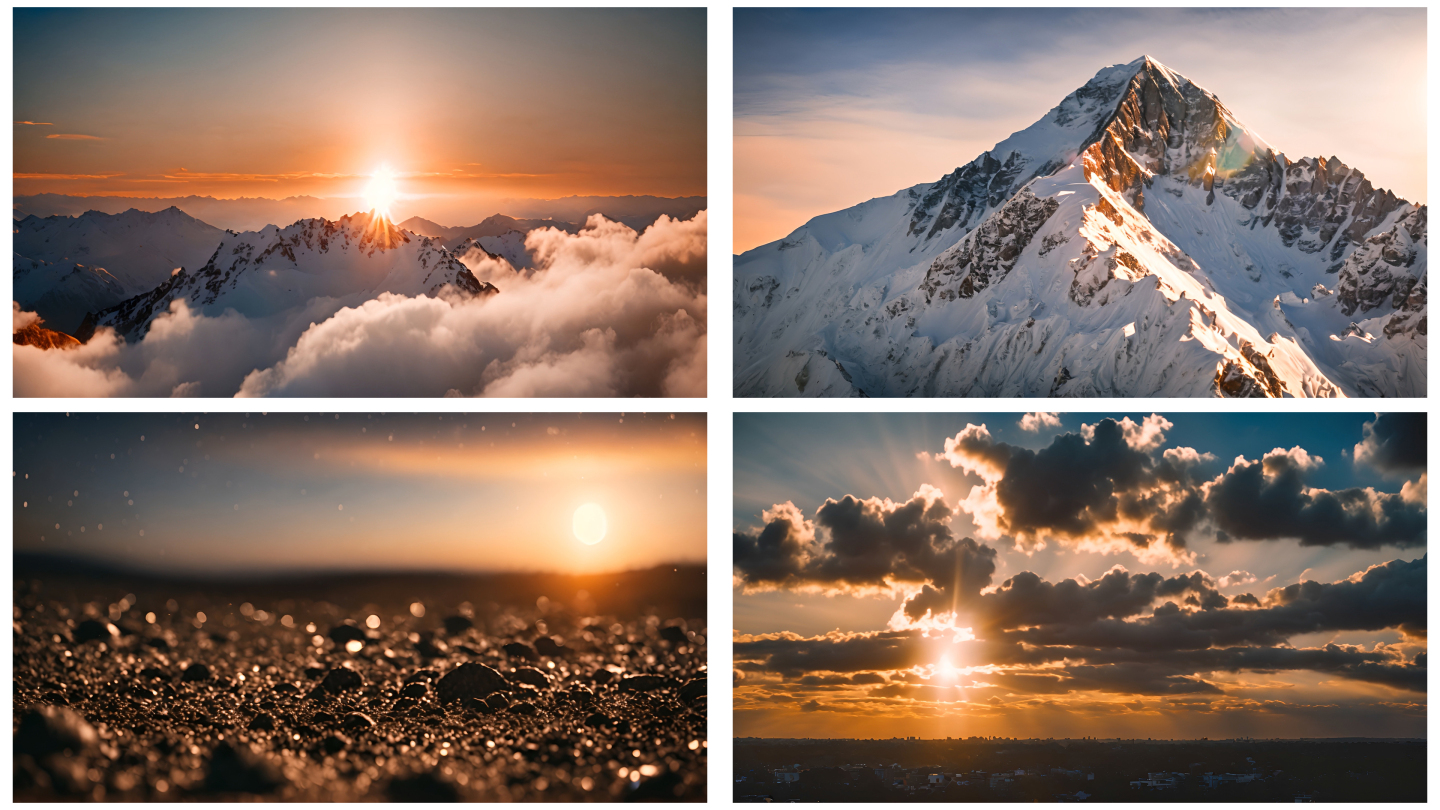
[14,9,706,204]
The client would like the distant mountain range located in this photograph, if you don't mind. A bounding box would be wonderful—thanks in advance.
[734,56,1425,397]
[14,193,707,234]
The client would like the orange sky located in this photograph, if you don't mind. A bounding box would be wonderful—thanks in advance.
[14,9,706,203]
[15,413,706,576]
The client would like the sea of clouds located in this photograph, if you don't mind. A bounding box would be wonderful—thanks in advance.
[14,212,707,397]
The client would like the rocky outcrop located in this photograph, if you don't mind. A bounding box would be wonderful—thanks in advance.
[1337,206,1427,316]
[919,189,1060,302]
[13,318,81,350]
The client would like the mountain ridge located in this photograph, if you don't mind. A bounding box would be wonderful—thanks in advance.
[734,56,1425,397]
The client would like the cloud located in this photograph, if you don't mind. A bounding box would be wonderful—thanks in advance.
[1206,448,1427,549]
[1018,412,1061,432]
[14,212,707,397]
[1354,413,1426,475]
[45,133,105,140]
[733,486,1000,609]
[14,121,54,126]
[13,172,124,180]
[735,557,1427,694]
[938,417,1208,564]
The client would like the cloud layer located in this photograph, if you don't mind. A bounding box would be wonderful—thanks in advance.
[13,213,706,397]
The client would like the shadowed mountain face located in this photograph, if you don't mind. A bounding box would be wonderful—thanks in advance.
[734,56,1426,398]
[81,211,495,343]
[12,559,707,801]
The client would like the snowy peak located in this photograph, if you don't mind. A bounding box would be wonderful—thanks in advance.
[734,56,1426,398]
[85,212,497,341]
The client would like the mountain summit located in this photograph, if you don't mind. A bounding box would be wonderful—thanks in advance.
[734,56,1425,397]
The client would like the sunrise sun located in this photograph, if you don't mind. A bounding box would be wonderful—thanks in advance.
[573,503,607,545]
[363,166,398,220]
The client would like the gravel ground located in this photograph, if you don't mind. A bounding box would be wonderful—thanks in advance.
[12,567,707,801]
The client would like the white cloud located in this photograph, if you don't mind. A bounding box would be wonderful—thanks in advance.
[1018,412,1061,432]
[14,212,707,398]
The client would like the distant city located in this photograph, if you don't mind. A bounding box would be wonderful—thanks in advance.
[734,737,1425,802]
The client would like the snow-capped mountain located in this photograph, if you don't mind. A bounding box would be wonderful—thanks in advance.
[14,207,224,291]
[82,211,496,341]
[13,207,225,333]
[455,231,532,270]
[734,56,1426,397]
[13,255,126,335]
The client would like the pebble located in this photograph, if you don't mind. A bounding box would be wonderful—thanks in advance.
[566,686,596,705]
[583,712,613,728]
[403,670,439,685]
[434,662,508,703]
[679,677,707,704]
[592,669,616,685]
[660,625,688,644]
[442,615,474,635]
[341,712,376,731]
[182,663,213,682]
[327,622,367,645]
[401,683,428,698]
[484,693,509,712]
[533,636,565,656]
[248,713,276,731]
[139,667,169,681]
[619,674,667,692]
[15,705,99,756]
[508,701,539,716]
[319,733,350,755]
[319,666,363,694]
[415,638,448,658]
[74,618,119,644]
[204,741,285,794]
[387,772,460,802]
[510,666,549,688]
[502,641,537,660]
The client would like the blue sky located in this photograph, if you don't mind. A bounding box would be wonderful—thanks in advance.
[733,8,1426,252]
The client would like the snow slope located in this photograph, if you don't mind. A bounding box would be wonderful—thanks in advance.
[83,211,496,342]
[734,56,1425,397]
[13,207,225,333]
[14,207,224,291]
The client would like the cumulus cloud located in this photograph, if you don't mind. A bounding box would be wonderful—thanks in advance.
[1206,448,1427,549]
[733,486,1000,609]
[933,419,1426,561]
[14,212,707,397]
[938,417,1209,564]
[1018,412,1061,432]
[1354,413,1426,476]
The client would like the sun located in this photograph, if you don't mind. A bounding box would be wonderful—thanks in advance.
[363,166,398,220]
[573,503,607,545]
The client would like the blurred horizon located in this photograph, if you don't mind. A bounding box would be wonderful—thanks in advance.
[15,412,706,577]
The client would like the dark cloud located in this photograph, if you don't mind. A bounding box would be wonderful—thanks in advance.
[735,558,1427,695]
[1354,413,1426,475]
[733,488,1000,609]
[1207,448,1427,549]
[938,418,1215,562]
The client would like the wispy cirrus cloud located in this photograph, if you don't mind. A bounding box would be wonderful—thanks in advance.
[46,133,105,141]
[13,172,124,180]
[14,120,54,126]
